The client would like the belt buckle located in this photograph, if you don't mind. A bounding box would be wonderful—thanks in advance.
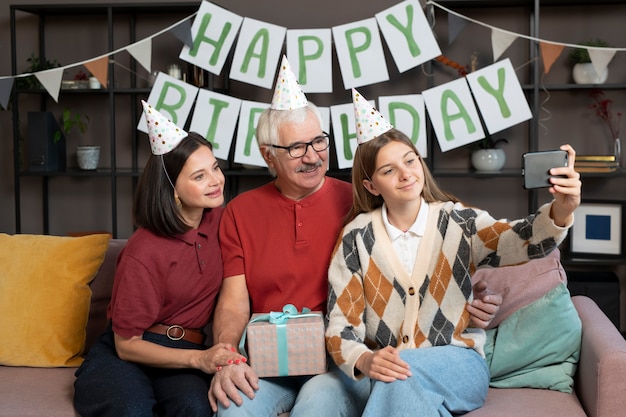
[166,324,185,341]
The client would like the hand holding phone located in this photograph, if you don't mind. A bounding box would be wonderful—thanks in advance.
[521,150,568,189]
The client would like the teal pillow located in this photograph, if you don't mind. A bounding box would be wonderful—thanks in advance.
[484,283,581,393]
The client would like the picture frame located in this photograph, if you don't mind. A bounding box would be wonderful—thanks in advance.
[568,200,625,259]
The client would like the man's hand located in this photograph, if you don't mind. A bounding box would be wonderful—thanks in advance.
[209,362,259,412]
[467,280,502,329]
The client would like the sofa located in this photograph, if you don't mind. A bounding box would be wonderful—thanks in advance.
[1,235,625,417]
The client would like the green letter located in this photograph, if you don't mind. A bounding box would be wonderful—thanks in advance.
[188,13,232,66]
[385,4,421,57]
[203,98,231,149]
[155,82,187,125]
[387,102,420,145]
[339,113,357,160]
[297,36,324,84]
[477,67,511,118]
[344,27,371,78]
[440,90,476,141]
[244,108,265,156]
[240,29,270,78]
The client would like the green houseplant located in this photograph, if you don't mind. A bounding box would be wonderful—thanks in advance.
[53,109,100,170]
[17,53,61,90]
[569,39,609,64]
[569,39,611,84]
[54,109,89,144]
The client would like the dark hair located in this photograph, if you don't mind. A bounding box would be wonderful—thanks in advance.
[133,132,214,236]
[346,128,461,224]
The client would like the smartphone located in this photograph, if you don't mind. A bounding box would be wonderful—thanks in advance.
[521,150,568,189]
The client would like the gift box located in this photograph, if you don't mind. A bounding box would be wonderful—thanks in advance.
[241,305,327,377]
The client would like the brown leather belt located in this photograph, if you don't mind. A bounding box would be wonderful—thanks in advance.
[146,324,205,345]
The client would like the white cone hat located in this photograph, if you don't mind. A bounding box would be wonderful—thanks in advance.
[270,55,308,110]
[141,100,187,155]
[352,88,393,144]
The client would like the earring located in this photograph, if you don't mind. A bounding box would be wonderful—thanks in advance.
[175,196,182,209]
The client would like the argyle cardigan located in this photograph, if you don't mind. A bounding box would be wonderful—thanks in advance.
[325,201,570,380]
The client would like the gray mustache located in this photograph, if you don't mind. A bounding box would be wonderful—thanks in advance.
[296,160,323,173]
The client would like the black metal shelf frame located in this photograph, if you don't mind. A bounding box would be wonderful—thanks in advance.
[10,1,626,237]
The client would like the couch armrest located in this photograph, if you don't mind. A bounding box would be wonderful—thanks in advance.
[572,296,626,417]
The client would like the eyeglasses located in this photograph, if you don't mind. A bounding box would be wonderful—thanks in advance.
[269,133,330,158]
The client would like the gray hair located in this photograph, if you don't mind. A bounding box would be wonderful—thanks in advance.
[256,102,323,148]
[255,102,324,177]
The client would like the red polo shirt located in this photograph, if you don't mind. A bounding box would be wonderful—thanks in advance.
[219,177,352,313]
[109,208,223,339]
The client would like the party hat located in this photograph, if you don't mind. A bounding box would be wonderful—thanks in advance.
[141,100,187,155]
[353,88,393,144]
[270,55,308,110]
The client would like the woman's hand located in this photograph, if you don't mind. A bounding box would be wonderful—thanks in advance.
[548,144,582,227]
[192,343,246,374]
[467,280,502,329]
[355,346,412,382]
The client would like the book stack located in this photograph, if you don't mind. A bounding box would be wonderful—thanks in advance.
[575,155,618,173]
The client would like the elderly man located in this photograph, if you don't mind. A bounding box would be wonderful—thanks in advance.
[209,58,500,417]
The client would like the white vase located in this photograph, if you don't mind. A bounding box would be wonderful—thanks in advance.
[471,149,506,172]
[76,146,100,170]
[615,138,622,167]
[572,63,608,84]
[88,77,101,89]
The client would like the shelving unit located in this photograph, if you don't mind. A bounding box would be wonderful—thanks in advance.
[427,0,625,213]
[10,1,626,253]
[427,0,626,332]
[10,3,202,237]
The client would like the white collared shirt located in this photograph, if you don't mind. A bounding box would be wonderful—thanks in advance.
[382,198,429,276]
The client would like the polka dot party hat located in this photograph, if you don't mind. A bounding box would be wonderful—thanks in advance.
[352,88,393,144]
[141,100,187,155]
[270,55,308,110]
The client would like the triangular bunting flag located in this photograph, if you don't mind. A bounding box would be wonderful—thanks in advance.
[35,68,64,103]
[127,38,153,74]
[540,42,565,74]
[170,19,193,48]
[448,14,468,45]
[0,77,15,110]
[84,56,109,88]
[588,47,616,80]
[491,29,518,61]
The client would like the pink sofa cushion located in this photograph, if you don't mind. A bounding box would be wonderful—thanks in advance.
[471,249,566,329]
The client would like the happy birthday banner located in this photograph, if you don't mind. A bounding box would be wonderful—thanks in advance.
[137,0,532,168]
[4,0,623,168]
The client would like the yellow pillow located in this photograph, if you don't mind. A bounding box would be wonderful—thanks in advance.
[0,233,110,367]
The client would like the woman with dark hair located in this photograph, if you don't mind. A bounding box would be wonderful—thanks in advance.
[326,91,581,417]
[74,103,243,417]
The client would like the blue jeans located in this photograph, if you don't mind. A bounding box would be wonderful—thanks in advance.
[217,362,369,417]
[363,346,489,417]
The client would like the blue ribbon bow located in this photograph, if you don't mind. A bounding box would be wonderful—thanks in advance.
[239,304,321,376]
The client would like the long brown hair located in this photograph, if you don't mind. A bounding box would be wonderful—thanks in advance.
[345,128,460,224]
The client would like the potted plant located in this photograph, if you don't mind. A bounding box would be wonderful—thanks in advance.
[17,53,61,90]
[569,39,610,84]
[470,136,508,172]
[54,109,100,170]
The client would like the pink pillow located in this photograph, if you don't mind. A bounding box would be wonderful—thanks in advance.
[472,249,566,329]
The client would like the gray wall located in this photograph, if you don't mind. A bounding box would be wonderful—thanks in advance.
[1,0,625,237]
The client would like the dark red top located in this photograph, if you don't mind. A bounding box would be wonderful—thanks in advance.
[109,207,223,339]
